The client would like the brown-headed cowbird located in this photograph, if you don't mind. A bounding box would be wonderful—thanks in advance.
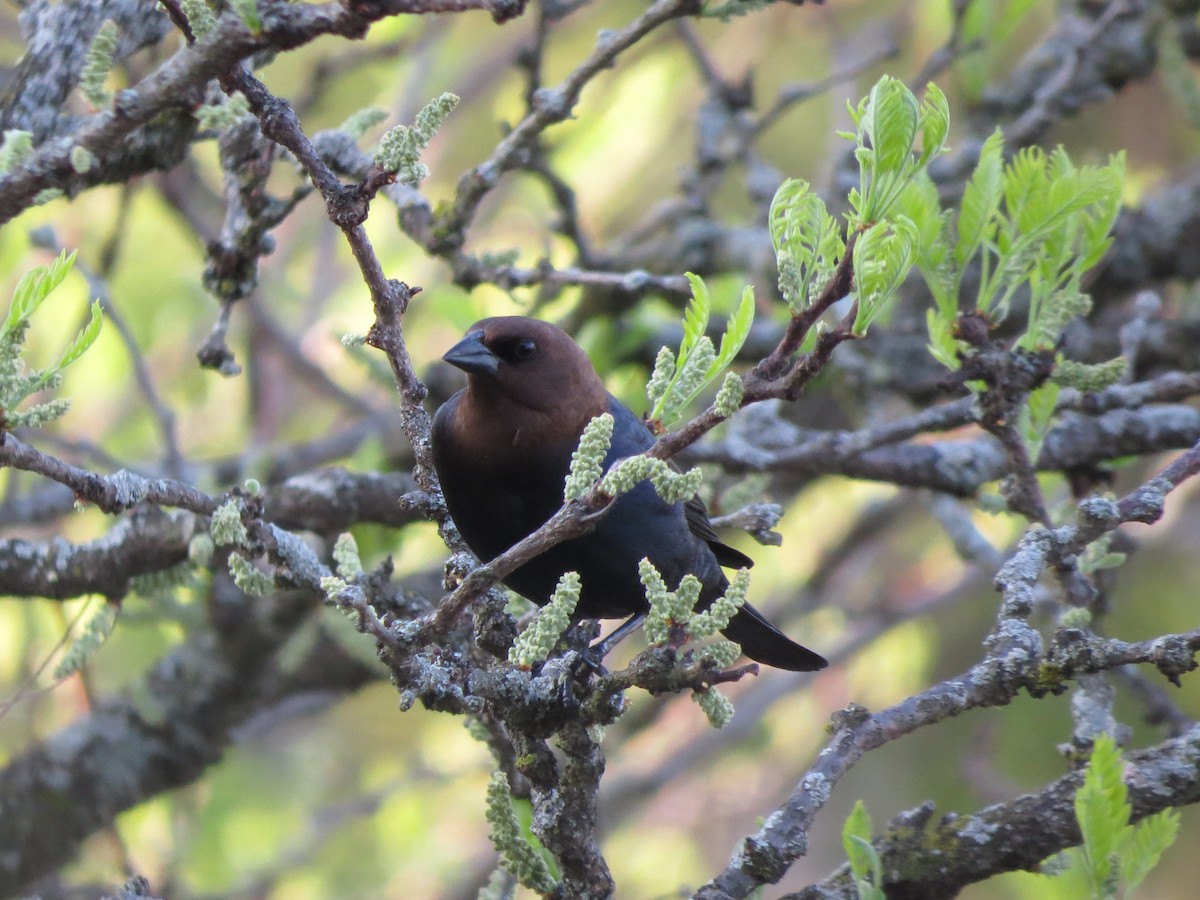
[431,317,827,672]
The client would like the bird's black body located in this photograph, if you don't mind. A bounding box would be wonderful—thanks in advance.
[431,317,827,672]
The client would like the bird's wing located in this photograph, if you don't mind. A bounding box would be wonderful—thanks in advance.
[606,393,754,571]
[685,494,754,569]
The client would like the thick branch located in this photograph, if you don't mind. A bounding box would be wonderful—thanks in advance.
[791,724,1200,899]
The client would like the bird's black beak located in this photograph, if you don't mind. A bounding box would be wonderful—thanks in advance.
[442,330,500,376]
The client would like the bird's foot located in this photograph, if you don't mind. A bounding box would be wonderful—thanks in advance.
[575,644,611,677]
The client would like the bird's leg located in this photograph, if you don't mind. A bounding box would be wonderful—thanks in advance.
[579,613,645,672]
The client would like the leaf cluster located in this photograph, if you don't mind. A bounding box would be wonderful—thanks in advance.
[80,20,119,109]
[373,92,460,184]
[769,177,843,314]
[906,130,1124,369]
[484,772,558,895]
[563,413,614,501]
[843,77,948,335]
[646,273,753,427]
[770,77,948,337]
[508,572,581,669]
[638,558,747,728]
[0,251,103,431]
[843,76,950,228]
[54,601,119,681]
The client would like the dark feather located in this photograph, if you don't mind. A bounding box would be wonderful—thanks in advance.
[685,495,754,570]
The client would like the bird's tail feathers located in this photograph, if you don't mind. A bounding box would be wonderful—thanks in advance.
[721,603,828,672]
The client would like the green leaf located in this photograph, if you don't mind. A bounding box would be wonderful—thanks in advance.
[925,307,959,370]
[512,796,561,881]
[866,76,919,173]
[1120,808,1180,893]
[849,78,949,226]
[986,146,1123,330]
[1020,380,1060,459]
[853,215,919,334]
[849,836,885,900]
[1002,146,1047,234]
[1025,381,1059,434]
[917,82,950,167]
[769,178,843,309]
[29,299,103,394]
[57,299,103,371]
[843,800,874,873]
[956,129,1005,268]
[710,285,755,375]
[652,275,755,426]
[1079,153,1125,270]
[1088,551,1127,572]
[680,272,712,362]
[1,250,76,340]
[769,177,813,253]
[1075,734,1130,894]
[843,801,884,900]
[898,175,956,311]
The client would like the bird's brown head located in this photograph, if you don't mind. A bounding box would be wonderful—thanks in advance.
[442,317,607,418]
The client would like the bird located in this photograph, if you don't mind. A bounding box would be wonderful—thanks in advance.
[430,316,828,672]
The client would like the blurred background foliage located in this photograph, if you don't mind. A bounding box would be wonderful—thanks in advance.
[2,0,1199,897]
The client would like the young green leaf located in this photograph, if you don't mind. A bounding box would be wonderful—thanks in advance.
[770,178,843,309]
[1019,381,1060,460]
[846,77,950,226]
[843,800,884,900]
[843,799,874,871]
[956,129,1005,269]
[680,272,712,362]
[710,285,755,375]
[1025,380,1059,426]
[770,178,816,252]
[650,274,755,425]
[1075,734,1129,894]
[1079,153,1125,271]
[917,82,950,167]
[925,307,959,370]
[55,299,104,371]
[230,0,262,33]
[866,76,919,173]
[1120,808,1180,893]
[2,250,76,340]
[853,215,919,335]
[898,174,957,316]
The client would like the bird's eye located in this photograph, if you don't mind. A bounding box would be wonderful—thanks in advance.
[511,338,537,361]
